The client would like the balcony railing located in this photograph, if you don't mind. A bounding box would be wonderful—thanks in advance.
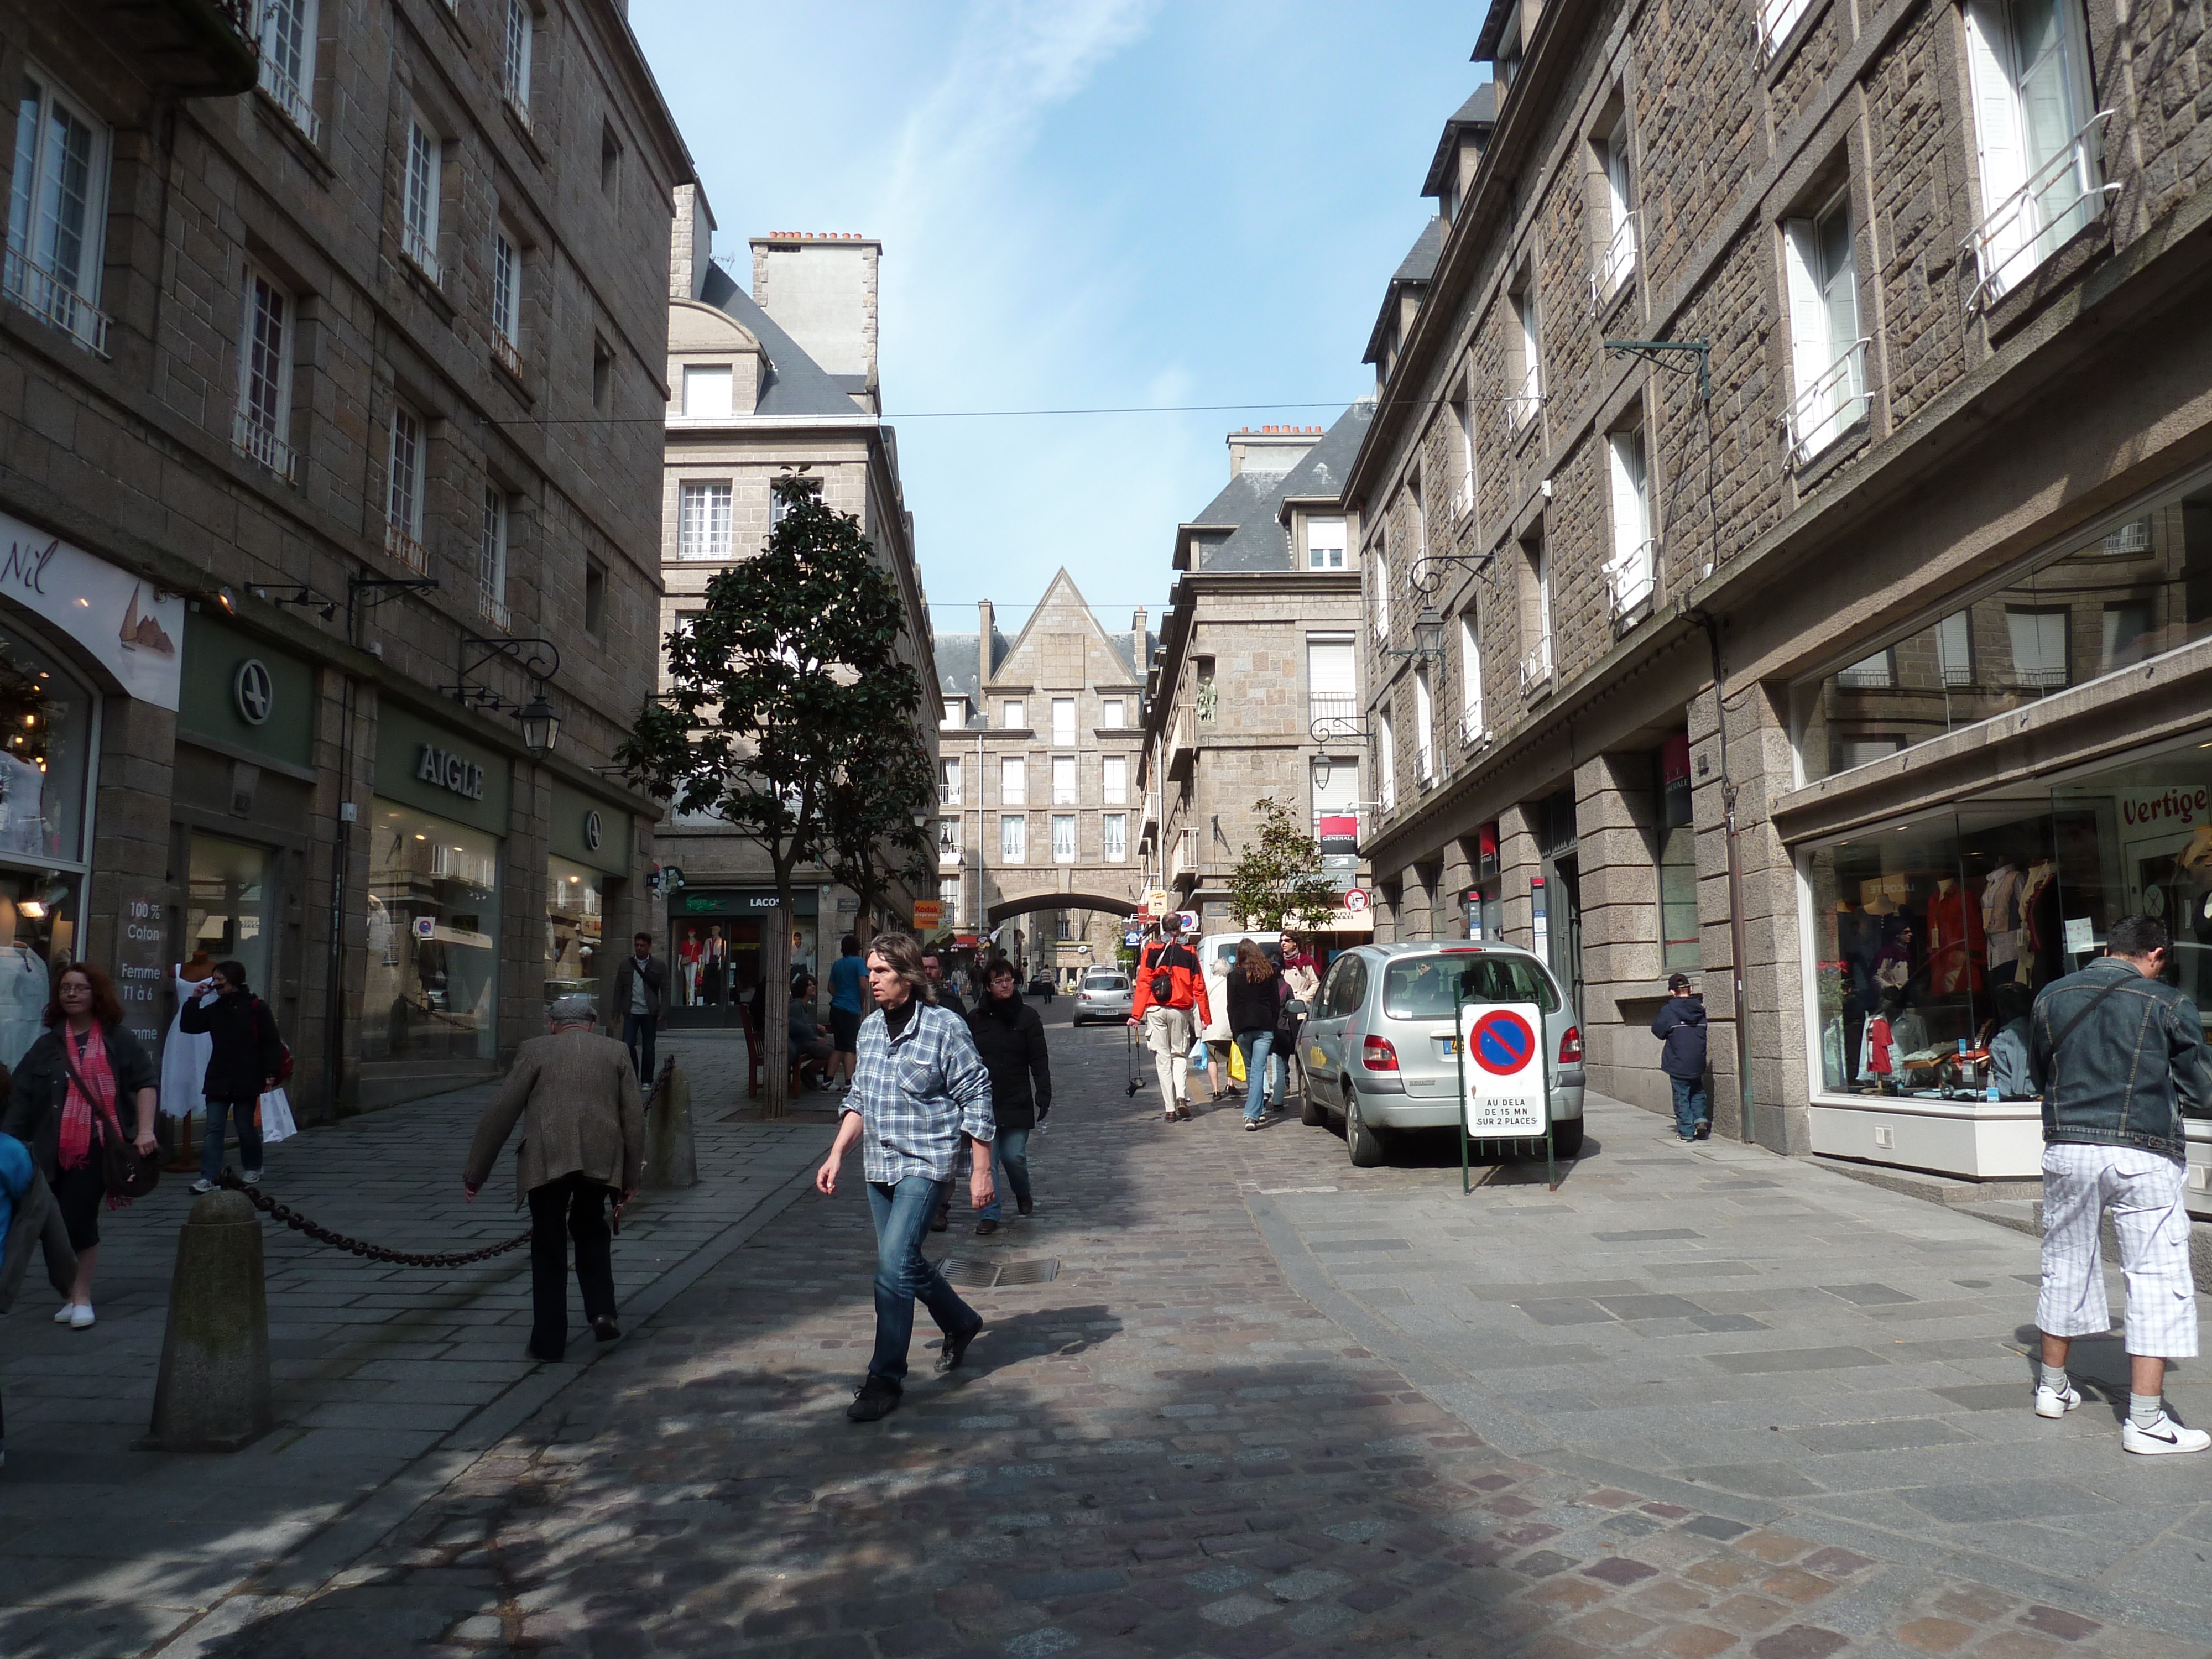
[1519,637,1553,692]
[1759,0,1812,58]
[1938,662,1974,688]
[384,520,429,574]
[401,223,441,284]
[1379,775,1397,814]
[1308,693,1359,742]
[1170,827,1197,884]
[257,52,320,144]
[1458,708,1491,749]
[1504,365,1543,432]
[1448,471,1475,523]
[231,405,296,482]
[493,330,524,380]
[2,246,109,355]
[474,583,510,632]
[504,84,531,129]
[1963,111,2117,309]
[1587,211,1637,310]
[1607,541,1658,619]
[1783,338,1870,464]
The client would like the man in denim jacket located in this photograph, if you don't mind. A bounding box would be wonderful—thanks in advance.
[2028,914,2210,1454]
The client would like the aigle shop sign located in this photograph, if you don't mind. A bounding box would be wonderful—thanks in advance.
[417,744,487,802]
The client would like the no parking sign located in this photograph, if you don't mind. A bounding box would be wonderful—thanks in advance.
[1459,1001,1548,1137]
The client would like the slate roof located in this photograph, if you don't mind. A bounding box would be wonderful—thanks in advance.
[1393,214,1445,284]
[1202,403,1374,573]
[700,262,863,419]
[1422,84,1498,198]
[932,581,1154,731]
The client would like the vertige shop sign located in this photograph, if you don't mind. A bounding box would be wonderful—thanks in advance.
[417,744,487,802]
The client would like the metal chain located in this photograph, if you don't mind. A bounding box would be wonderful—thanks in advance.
[215,1172,531,1268]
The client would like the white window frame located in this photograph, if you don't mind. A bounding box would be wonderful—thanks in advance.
[1051,754,1077,806]
[1051,813,1077,865]
[403,122,442,281]
[1413,667,1435,782]
[1606,426,1655,618]
[1760,0,1813,57]
[233,265,296,481]
[1101,697,1125,729]
[492,227,523,376]
[502,0,534,123]
[677,480,732,562]
[1593,112,1637,302]
[1378,717,1397,813]
[1307,632,1358,738]
[1782,189,1869,463]
[1509,287,1542,427]
[1000,815,1027,864]
[1000,756,1026,806]
[1458,613,1485,744]
[255,0,321,142]
[1961,0,2110,306]
[682,364,733,418]
[1050,697,1077,747]
[1449,398,1476,521]
[940,698,964,729]
[1004,698,1026,730]
[1307,515,1347,570]
[1936,611,1974,686]
[5,68,111,353]
[939,756,962,805]
[1373,540,1392,640]
[1101,754,1128,806]
[1102,812,1128,864]
[385,405,427,572]
[477,486,511,630]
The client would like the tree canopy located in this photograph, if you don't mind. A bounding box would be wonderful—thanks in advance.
[1225,797,1343,933]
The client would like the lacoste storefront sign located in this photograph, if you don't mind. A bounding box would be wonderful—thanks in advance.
[417,744,487,801]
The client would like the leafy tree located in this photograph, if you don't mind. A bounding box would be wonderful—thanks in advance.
[1226,797,1343,933]
[822,723,936,940]
[619,474,924,1117]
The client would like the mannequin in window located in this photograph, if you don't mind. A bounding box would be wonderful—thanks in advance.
[1927,875,1986,995]
[1983,854,2024,975]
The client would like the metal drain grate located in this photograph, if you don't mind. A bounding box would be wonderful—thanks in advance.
[936,1256,1060,1289]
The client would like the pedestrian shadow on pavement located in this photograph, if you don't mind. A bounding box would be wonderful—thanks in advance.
[2012,1325,2132,1412]
[953,1304,1121,1378]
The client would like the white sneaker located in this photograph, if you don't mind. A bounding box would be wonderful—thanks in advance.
[69,1305,94,1329]
[2122,1412,2211,1455]
[242,1170,262,1186]
[53,1303,76,1324]
[2034,1383,2081,1418]
[189,1177,216,1194]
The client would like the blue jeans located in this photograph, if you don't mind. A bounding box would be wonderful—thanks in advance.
[201,1097,262,1182]
[1237,1030,1280,1122]
[1670,1076,1709,1139]
[865,1176,979,1386]
[978,1128,1031,1222]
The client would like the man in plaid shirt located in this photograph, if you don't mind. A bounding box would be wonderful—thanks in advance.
[816,932,997,1421]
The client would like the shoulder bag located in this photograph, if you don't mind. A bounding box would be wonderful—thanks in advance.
[60,1037,160,1201]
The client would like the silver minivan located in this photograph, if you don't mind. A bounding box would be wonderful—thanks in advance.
[1297,942,1586,1166]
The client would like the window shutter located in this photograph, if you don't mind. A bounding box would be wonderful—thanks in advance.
[1606,430,1648,575]
[1964,2,2028,278]
[1782,220,1828,414]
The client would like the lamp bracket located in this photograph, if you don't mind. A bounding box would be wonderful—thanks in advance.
[440,634,562,717]
[1603,336,1712,404]
[345,574,439,643]
[1310,714,1378,744]
[252,583,338,622]
[1410,550,1496,598]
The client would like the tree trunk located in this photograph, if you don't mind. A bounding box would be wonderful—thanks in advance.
[763,870,794,1119]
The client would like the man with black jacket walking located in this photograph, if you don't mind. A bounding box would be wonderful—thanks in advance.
[2028,915,2210,1454]
[180,960,284,1193]
[1650,973,1709,1141]
[967,958,1051,1234]
[613,933,666,1085]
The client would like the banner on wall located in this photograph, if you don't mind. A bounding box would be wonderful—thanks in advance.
[0,511,184,709]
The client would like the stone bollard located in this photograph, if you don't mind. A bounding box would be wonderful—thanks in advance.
[148,1188,272,1452]
[643,1061,698,1190]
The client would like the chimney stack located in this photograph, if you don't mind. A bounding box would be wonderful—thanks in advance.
[978,599,994,692]
[1130,607,1146,669]
[669,182,716,303]
[750,232,883,412]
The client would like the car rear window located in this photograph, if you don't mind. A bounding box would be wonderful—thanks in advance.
[1208,939,1280,967]
[1084,974,1127,990]
[1381,953,1560,1019]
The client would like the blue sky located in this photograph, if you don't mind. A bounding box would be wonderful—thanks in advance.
[629,1,1487,634]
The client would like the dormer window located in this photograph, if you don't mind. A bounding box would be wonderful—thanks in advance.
[941,697,965,728]
[682,364,732,417]
[1495,3,1524,89]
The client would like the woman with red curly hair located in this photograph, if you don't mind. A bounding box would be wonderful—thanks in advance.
[0,963,158,1328]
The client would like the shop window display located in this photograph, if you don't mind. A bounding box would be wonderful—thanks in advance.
[1805,734,2212,1102]
[0,622,92,1069]
[363,800,501,1063]
[1798,472,2212,784]
[545,856,602,1014]
[187,833,272,992]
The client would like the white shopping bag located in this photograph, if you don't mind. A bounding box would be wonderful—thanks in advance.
[257,1087,298,1145]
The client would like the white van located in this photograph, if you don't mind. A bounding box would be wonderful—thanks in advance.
[1194,928,1282,1044]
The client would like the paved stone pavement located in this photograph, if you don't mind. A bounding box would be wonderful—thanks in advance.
[0,1031,821,1659]
[22,1010,2212,1658]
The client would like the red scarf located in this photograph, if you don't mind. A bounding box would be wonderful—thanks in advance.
[58,1022,117,1171]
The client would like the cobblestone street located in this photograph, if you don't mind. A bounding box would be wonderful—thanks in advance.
[36,1009,2184,1659]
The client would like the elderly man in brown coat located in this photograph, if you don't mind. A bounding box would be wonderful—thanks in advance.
[465,994,645,1361]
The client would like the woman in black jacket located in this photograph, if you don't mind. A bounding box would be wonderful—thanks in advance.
[1,962,158,1327]
[966,958,1051,1235]
[1225,940,1290,1131]
[178,959,284,1193]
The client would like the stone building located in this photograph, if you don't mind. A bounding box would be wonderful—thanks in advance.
[654,201,935,1021]
[1140,409,1375,947]
[1348,0,2212,1181]
[933,572,1152,971]
[0,0,687,1114]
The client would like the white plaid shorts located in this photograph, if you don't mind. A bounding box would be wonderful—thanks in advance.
[2037,1142,2199,1359]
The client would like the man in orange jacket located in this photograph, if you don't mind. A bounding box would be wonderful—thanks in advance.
[1129,917,1211,1121]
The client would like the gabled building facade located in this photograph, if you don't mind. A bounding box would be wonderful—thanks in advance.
[654,199,936,1019]
[934,571,1151,972]
[1141,408,1374,944]
[1348,0,2212,1182]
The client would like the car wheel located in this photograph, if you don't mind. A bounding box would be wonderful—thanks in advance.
[1301,1087,1328,1128]
[1344,1093,1386,1168]
[1550,1119,1583,1160]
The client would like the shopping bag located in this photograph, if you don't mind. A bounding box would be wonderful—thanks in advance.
[1188,1039,1208,1073]
[1228,1041,1247,1086]
[258,1087,298,1145]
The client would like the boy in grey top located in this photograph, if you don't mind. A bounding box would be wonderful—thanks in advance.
[2028,914,2210,1454]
